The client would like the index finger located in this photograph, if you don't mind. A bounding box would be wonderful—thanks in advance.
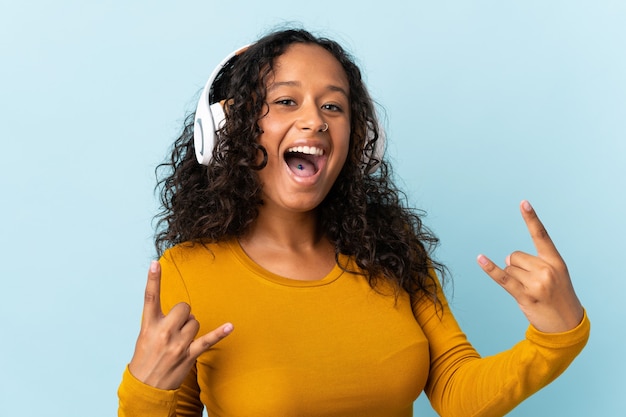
[142,260,163,324]
[520,200,560,259]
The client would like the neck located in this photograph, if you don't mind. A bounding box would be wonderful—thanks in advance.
[242,206,323,250]
[238,204,337,281]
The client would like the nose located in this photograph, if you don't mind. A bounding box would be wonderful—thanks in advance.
[296,102,326,132]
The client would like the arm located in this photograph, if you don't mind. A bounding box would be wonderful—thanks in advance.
[416,286,589,417]
[416,201,589,417]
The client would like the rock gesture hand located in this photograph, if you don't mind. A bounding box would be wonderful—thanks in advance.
[128,261,233,390]
[477,201,584,333]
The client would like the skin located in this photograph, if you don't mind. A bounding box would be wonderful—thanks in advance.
[127,46,584,390]
[254,43,351,218]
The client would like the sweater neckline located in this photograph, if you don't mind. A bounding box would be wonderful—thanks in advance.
[227,239,348,288]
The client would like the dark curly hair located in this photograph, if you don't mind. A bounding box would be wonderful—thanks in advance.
[154,28,445,306]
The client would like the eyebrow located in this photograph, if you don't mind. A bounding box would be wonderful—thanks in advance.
[267,80,349,99]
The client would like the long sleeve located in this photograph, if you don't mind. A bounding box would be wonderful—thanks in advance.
[415,278,590,417]
[117,366,179,417]
[119,241,589,417]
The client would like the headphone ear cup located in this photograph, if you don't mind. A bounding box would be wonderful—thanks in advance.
[193,100,227,166]
[194,89,217,165]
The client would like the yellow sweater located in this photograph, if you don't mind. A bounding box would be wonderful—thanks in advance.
[118,240,589,417]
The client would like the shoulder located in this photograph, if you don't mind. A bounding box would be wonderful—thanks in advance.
[157,240,236,310]
[161,240,228,264]
[159,240,234,277]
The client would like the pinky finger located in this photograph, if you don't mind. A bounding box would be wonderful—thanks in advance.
[477,254,524,300]
[477,254,499,274]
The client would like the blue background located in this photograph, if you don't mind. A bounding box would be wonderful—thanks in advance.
[1,1,623,416]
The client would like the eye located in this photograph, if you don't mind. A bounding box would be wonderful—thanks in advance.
[274,98,296,106]
[322,103,343,112]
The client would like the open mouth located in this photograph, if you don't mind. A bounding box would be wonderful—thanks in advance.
[284,146,325,177]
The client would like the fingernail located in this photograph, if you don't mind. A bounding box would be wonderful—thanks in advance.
[477,255,488,266]
[522,200,532,212]
[505,254,511,266]
[150,260,159,273]
[223,323,234,334]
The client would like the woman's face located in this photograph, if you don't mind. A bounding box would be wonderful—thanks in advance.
[256,43,351,215]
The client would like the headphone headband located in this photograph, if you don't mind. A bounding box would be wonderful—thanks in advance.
[194,46,248,166]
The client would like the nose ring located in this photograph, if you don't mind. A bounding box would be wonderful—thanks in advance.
[320,123,329,132]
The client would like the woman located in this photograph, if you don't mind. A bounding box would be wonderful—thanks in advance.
[118,28,589,417]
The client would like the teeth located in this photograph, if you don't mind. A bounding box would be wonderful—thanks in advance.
[287,146,324,156]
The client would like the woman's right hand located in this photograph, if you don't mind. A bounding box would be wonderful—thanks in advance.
[128,261,233,390]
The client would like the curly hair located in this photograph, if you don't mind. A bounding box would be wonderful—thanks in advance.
[154,28,445,306]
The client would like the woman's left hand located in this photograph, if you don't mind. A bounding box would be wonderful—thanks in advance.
[477,200,584,333]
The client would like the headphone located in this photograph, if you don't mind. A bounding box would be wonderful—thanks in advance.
[193,45,385,173]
